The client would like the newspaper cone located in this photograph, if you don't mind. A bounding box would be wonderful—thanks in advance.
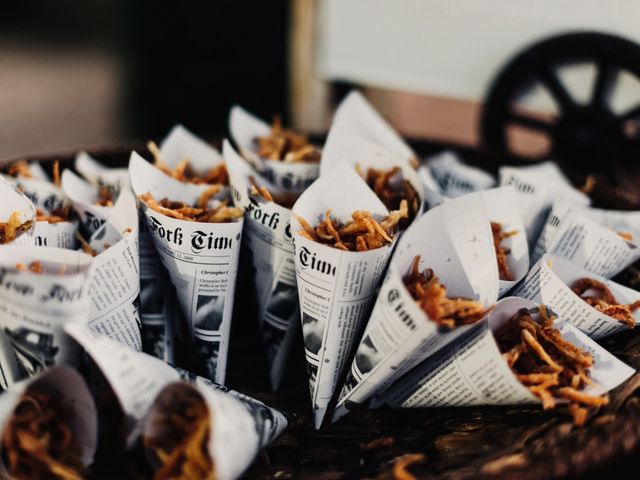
[129,152,244,384]
[379,297,634,409]
[61,169,113,237]
[571,204,640,240]
[64,324,287,450]
[83,189,142,350]
[512,254,640,339]
[0,176,36,247]
[145,380,285,480]
[333,190,499,422]
[159,124,226,174]
[223,140,300,390]
[0,246,93,383]
[332,90,416,165]
[229,105,319,192]
[0,366,98,478]
[6,175,78,248]
[498,162,590,246]
[4,160,50,182]
[75,151,130,193]
[531,202,640,278]
[419,150,496,208]
[291,162,397,428]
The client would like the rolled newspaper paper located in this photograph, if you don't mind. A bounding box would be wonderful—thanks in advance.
[498,161,590,246]
[0,366,97,479]
[75,151,130,193]
[4,159,50,182]
[419,150,496,208]
[571,204,640,240]
[64,323,287,452]
[379,297,634,417]
[319,127,425,228]
[229,105,320,192]
[513,254,640,339]
[0,176,36,247]
[129,152,244,384]
[333,190,499,422]
[61,169,114,237]
[82,189,142,350]
[531,202,640,278]
[291,162,399,428]
[332,90,416,166]
[6,175,78,249]
[0,246,93,383]
[224,140,300,390]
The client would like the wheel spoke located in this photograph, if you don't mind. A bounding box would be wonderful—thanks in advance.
[590,61,616,108]
[507,111,555,133]
[537,66,575,112]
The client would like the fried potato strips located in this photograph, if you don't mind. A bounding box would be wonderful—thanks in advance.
[248,177,299,209]
[495,306,608,426]
[403,255,490,328]
[491,222,518,281]
[1,386,85,480]
[255,117,320,163]
[145,388,214,480]
[75,232,97,257]
[95,186,114,207]
[0,211,32,244]
[6,160,33,178]
[618,231,633,242]
[359,166,419,229]
[392,453,426,480]
[572,277,640,328]
[147,141,229,186]
[140,192,243,223]
[295,202,407,251]
[35,205,71,224]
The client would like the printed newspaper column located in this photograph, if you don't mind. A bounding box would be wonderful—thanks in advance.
[319,127,425,225]
[0,246,93,384]
[229,105,320,192]
[419,150,496,208]
[481,187,529,296]
[498,162,590,246]
[0,366,98,478]
[291,163,397,428]
[83,189,142,350]
[531,202,640,277]
[0,176,36,247]
[333,191,499,422]
[223,140,300,390]
[129,152,244,384]
[5,175,78,248]
[61,169,113,237]
[64,324,287,451]
[378,297,634,410]
[512,254,640,339]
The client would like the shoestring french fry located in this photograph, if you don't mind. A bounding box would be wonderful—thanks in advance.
[491,222,518,281]
[248,177,299,209]
[403,255,491,328]
[254,117,320,163]
[495,306,608,426]
[139,192,243,223]
[144,387,214,480]
[1,386,85,480]
[5,160,33,179]
[52,160,61,187]
[572,277,640,328]
[0,212,32,244]
[295,201,407,252]
[618,231,633,242]
[147,141,229,186]
[95,186,114,207]
[35,205,72,224]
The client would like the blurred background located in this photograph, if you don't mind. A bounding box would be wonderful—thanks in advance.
[2,0,640,180]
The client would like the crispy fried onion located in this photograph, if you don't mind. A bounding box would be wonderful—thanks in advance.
[96,186,114,207]
[392,453,426,480]
[618,231,633,242]
[75,232,97,257]
[358,165,419,229]
[572,277,640,328]
[144,387,214,480]
[0,212,32,244]
[248,176,299,209]
[491,222,518,281]
[140,192,242,223]
[495,306,608,426]
[6,160,33,178]
[147,141,229,186]
[255,117,320,163]
[1,386,85,480]
[404,255,491,328]
[295,201,407,251]
[36,205,71,224]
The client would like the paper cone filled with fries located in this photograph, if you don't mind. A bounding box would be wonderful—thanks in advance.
[291,162,406,428]
[61,169,115,238]
[378,297,634,426]
[0,176,36,247]
[333,190,500,422]
[223,140,301,390]
[129,150,244,384]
